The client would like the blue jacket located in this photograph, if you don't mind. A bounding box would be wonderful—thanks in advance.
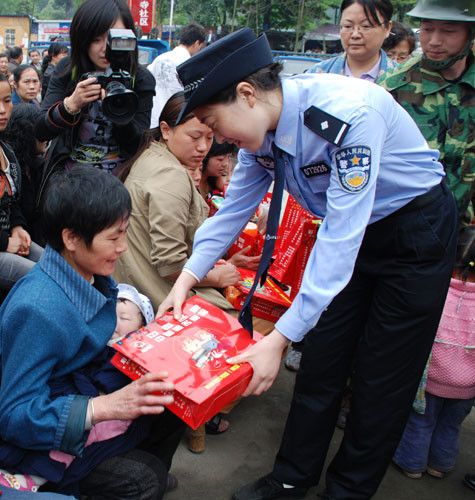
[308,49,397,78]
[0,244,118,455]
[12,91,39,107]
[0,245,156,492]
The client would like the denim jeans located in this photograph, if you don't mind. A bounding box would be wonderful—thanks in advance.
[0,486,74,499]
[393,392,474,473]
[0,242,43,290]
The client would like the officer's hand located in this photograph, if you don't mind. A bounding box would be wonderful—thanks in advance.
[156,271,198,320]
[226,329,289,396]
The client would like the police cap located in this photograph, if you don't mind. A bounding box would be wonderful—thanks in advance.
[176,27,273,124]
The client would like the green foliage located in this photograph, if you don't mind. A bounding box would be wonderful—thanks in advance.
[39,0,65,19]
[1,0,420,33]
[0,0,79,18]
[1,0,25,15]
[392,0,420,26]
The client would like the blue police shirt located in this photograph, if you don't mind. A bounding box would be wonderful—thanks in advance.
[185,73,445,342]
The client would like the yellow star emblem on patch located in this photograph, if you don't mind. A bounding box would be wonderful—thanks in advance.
[350,155,360,166]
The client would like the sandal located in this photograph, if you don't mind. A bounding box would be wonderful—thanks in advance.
[166,473,178,491]
[205,413,230,435]
[427,466,445,479]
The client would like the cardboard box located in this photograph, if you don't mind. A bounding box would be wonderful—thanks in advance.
[226,268,293,322]
[270,196,321,298]
[208,195,224,217]
[111,296,261,429]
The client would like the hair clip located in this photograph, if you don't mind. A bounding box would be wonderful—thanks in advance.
[469,261,474,267]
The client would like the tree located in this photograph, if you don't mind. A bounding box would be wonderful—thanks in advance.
[39,0,66,20]
[392,0,419,25]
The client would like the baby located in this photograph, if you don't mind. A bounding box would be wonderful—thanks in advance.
[111,283,155,342]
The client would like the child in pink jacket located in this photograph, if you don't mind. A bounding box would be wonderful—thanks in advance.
[393,225,475,478]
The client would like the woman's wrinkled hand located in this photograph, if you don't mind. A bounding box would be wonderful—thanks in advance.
[94,372,175,422]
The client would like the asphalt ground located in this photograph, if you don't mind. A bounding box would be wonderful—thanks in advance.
[167,360,475,500]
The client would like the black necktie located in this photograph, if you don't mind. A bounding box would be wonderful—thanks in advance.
[238,142,286,337]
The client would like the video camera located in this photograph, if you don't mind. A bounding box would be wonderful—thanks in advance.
[81,29,139,125]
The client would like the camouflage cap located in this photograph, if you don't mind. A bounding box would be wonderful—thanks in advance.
[407,0,475,22]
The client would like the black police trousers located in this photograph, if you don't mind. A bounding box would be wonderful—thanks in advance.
[272,182,458,499]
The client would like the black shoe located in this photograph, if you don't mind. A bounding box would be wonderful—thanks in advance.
[464,474,475,492]
[232,474,308,500]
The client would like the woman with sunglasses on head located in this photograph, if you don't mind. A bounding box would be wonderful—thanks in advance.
[382,20,416,64]
[35,0,155,180]
[309,0,396,80]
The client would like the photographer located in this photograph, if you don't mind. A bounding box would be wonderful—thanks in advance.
[35,0,155,178]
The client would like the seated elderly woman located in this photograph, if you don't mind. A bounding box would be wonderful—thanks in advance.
[0,166,184,499]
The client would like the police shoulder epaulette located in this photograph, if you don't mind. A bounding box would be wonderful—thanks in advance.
[303,106,350,147]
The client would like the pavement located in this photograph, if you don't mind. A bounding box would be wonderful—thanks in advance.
[167,360,475,500]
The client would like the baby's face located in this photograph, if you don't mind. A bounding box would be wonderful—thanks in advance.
[112,299,144,339]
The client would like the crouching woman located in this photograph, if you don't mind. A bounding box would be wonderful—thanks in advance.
[0,165,184,500]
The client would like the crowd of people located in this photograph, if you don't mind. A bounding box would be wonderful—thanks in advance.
[0,0,473,498]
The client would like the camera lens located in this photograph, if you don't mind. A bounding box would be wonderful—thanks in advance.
[103,82,139,125]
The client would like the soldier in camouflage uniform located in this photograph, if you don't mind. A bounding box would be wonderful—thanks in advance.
[378,0,474,225]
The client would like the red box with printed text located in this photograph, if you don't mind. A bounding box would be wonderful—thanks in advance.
[270,196,321,299]
[110,296,261,429]
[226,268,293,322]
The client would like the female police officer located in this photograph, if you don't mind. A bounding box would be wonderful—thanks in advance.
[157,28,458,500]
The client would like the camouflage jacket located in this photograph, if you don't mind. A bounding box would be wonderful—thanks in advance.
[378,54,475,223]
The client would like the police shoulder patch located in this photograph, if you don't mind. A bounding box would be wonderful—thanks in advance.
[334,145,371,193]
[255,155,274,170]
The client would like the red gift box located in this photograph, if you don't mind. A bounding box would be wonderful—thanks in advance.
[227,268,293,322]
[111,296,262,429]
[227,222,263,257]
[270,196,321,298]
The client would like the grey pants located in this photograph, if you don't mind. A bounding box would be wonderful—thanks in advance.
[79,449,168,500]
[0,242,43,290]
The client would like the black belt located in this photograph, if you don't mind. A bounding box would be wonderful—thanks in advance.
[393,182,445,216]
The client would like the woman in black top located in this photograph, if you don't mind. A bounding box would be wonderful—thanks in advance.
[40,42,69,99]
[0,75,42,290]
[35,0,155,183]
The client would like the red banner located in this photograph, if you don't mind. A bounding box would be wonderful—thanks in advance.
[129,0,155,34]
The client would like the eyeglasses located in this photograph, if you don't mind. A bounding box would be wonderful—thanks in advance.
[387,53,410,63]
[339,23,384,34]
